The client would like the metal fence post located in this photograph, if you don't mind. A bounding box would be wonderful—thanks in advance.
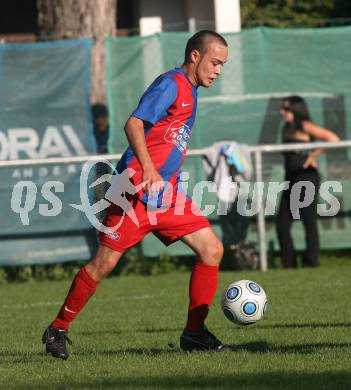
[254,150,268,271]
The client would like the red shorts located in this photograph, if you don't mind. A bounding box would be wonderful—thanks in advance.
[99,194,211,253]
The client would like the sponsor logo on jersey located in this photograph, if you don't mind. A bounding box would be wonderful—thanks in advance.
[164,120,191,153]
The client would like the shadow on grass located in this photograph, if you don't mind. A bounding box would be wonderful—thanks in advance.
[229,341,351,354]
[70,323,351,337]
[77,329,124,336]
[76,327,182,336]
[2,340,350,364]
[15,372,351,390]
[136,327,183,333]
[107,341,351,355]
[258,322,351,330]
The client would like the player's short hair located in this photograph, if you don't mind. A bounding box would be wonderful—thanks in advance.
[184,30,228,64]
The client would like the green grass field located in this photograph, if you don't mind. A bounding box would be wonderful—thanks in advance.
[1,260,351,390]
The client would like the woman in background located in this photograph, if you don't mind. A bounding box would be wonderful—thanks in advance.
[276,96,340,268]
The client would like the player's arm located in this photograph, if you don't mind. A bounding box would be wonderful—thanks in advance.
[126,76,178,191]
[124,116,163,192]
[302,120,340,168]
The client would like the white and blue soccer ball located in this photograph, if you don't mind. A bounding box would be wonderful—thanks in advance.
[221,280,267,325]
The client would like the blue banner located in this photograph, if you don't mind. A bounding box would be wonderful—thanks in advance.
[0,39,97,265]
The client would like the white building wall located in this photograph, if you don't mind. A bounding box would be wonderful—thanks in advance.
[138,0,187,34]
[214,0,241,33]
[136,0,240,35]
[185,0,215,31]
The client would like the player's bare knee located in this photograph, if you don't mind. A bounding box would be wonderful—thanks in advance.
[88,259,115,280]
[86,247,122,281]
[213,240,224,264]
[101,258,118,276]
[200,240,223,265]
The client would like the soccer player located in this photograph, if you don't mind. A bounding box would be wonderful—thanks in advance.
[42,30,229,359]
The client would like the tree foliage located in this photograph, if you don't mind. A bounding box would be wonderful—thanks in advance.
[241,0,351,28]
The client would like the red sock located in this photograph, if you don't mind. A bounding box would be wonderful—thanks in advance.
[185,261,219,334]
[51,266,98,330]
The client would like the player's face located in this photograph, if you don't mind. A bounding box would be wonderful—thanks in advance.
[280,101,294,123]
[193,41,228,88]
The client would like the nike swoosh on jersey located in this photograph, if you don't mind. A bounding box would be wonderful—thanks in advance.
[181,102,191,107]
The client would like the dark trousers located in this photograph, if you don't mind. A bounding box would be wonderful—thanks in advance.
[276,169,320,268]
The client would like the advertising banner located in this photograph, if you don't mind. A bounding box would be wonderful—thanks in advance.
[0,39,97,265]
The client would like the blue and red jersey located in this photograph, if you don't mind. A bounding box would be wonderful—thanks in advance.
[117,68,197,206]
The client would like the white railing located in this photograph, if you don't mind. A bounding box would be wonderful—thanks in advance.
[2,140,351,271]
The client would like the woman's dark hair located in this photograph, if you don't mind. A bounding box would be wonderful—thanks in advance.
[183,30,227,64]
[92,103,108,119]
[282,95,311,130]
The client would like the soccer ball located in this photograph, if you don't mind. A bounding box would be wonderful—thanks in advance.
[221,280,267,325]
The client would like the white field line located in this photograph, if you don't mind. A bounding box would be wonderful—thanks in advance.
[1,293,169,310]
